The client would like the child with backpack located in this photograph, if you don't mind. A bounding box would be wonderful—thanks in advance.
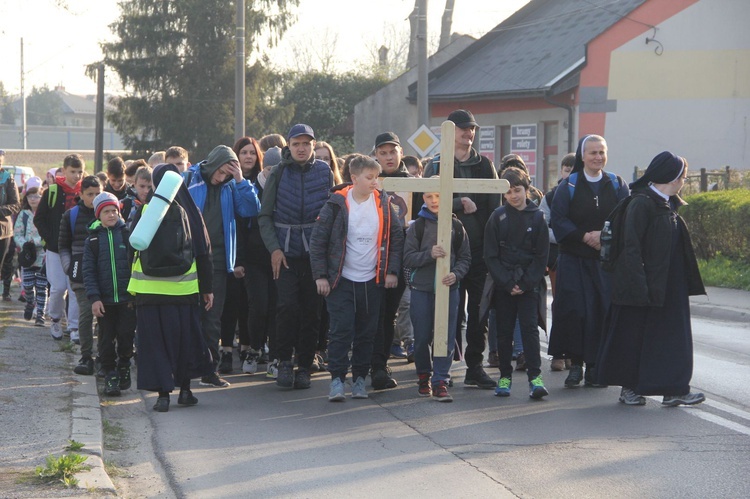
[82,192,136,397]
[484,167,550,399]
[309,154,404,402]
[13,186,47,326]
[402,187,471,402]
[59,175,102,375]
[128,163,215,413]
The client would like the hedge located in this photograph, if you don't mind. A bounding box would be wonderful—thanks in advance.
[682,189,750,261]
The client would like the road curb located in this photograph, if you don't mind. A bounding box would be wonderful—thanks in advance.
[690,302,749,324]
[71,373,116,493]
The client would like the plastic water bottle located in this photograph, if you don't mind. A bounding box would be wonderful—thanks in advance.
[600,221,612,262]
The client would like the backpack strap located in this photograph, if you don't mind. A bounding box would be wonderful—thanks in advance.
[22,211,29,236]
[69,206,79,233]
[568,171,620,200]
[47,184,58,208]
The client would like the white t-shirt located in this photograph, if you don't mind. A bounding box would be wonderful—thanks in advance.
[341,190,379,282]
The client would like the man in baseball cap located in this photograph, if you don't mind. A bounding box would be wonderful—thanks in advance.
[424,109,501,390]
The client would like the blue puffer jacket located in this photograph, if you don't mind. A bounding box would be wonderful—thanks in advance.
[83,219,133,304]
[183,164,261,272]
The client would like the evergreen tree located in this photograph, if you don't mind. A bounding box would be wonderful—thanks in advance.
[26,86,64,126]
[99,0,297,158]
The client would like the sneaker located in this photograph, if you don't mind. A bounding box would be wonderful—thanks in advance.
[390,343,407,359]
[406,343,415,364]
[418,373,432,397]
[35,316,45,327]
[199,372,230,388]
[118,365,131,390]
[70,329,80,345]
[24,306,33,321]
[218,351,233,374]
[565,365,583,387]
[529,375,549,399]
[487,351,499,368]
[464,366,495,389]
[351,376,368,399]
[619,387,646,406]
[178,389,199,406]
[2,294,11,302]
[73,357,94,375]
[371,367,398,390]
[495,377,512,397]
[266,359,279,379]
[432,381,453,402]
[242,351,259,374]
[662,392,705,407]
[584,366,607,387]
[153,396,170,412]
[311,353,325,372]
[276,361,294,388]
[328,378,346,402]
[515,352,526,371]
[550,358,565,371]
[49,320,63,340]
[294,368,311,389]
[104,372,121,396]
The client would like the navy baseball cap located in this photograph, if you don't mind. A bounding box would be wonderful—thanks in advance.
[288,124,315,140]
[374,132,401,148]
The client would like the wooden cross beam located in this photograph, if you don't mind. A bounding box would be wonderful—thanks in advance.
[382,121,509,357]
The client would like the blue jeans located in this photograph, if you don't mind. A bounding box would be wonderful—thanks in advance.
[326,277,382,382]
[488,310,524,356]
[410,288,458,384]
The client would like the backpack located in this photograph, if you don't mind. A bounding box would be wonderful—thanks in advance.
[137,201,194,277]
[46,183,58,208]
[567,171,621,200]
[403,216,464,284]
[67,206,86,282]
[18,212,37,268]
[600,193,647,272]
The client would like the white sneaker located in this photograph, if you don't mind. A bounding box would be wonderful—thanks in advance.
[70,329,80,345]
[266,359,279,379]
[50,321,63,340]
[242,350,258,374]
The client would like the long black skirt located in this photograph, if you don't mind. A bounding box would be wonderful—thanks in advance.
[136,303,214,392]
[597,225,694,396]
[548,253,611,363]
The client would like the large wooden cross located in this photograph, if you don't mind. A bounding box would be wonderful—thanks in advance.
[382,121,509,357]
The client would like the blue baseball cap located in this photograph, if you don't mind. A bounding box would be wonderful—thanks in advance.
[288,124,315,140]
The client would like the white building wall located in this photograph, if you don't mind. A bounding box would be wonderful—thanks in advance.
[604,0,750,176]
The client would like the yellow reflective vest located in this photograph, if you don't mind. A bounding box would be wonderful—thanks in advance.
[128,257,199,296]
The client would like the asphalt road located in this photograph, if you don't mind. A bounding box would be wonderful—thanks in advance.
[130,312,750,498]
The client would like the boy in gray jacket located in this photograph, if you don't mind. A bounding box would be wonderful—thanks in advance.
[402,189,471,402]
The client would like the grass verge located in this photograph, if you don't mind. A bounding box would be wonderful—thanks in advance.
[698,255,750,291]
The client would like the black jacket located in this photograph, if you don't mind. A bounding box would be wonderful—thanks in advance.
[83,219,133,304]
[0,171,21,240]
[424,149,500,260]
[58,200,97,288]
[484,200,549,294]
[611,188,705,306]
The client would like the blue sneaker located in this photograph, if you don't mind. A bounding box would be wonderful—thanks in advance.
[495,377,512,397]
[529,375,549,399]
[329,378,345,402]
[390,343,407,359]
[351,377,368,399]
[406,343,415,363]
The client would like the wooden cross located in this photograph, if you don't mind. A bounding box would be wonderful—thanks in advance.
[382,121,509,357]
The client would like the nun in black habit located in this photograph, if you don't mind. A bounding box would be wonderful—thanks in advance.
[548,135,629,387]
[596,151,706,406]
[131,163,215,412]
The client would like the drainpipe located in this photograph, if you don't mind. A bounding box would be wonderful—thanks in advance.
[544,91,575,154]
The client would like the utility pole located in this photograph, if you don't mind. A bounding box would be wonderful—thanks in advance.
[234,0,245,142]
[94,64,105,173]
[417,0,428,128]
[20,38,27,150]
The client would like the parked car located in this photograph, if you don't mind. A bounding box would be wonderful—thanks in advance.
[2,165,36,188]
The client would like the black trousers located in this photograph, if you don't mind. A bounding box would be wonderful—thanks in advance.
[244,262,277,356]
[456,261,489,370]
[370,272,406,371]
[220,274,249,347]
[274,257,321,369]
[98,302,136,372]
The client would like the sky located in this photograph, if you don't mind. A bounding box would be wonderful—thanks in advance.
[0,0,530,97]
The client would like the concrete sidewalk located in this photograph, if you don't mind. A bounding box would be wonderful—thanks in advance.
[690,286,750,323]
